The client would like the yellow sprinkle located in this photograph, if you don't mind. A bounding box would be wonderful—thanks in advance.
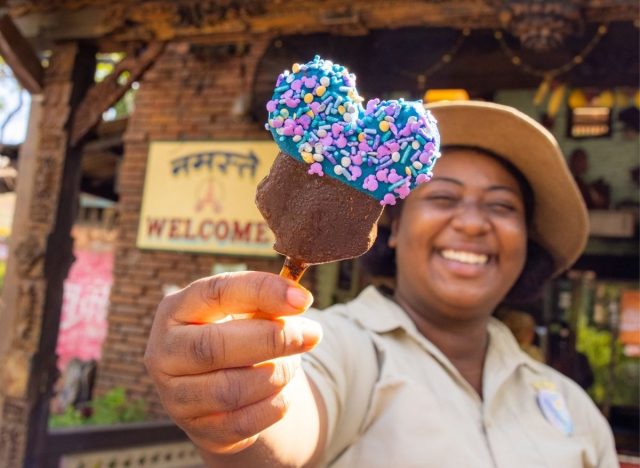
[379,121,390,132]
[292,63,301,73]
[315,85,326,97]
[358,132,366,142]
[338,105,345,115]
[301,151,314,164]
[304,93,314,104]
[405,167,412,176]
[306,111,315,118]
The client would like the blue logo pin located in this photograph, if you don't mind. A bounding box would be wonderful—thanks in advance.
[534,381,574,436]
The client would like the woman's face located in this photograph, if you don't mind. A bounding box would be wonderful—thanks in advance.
[391,149,528,320]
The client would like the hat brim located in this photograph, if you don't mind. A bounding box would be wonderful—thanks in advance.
[426,100,588,275]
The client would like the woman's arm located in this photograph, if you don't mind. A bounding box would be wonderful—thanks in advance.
[144,271,327,467]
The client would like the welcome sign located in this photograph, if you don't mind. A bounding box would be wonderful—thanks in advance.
[136,141,279,257]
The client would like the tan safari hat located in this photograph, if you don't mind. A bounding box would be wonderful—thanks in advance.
[426,100,589,275]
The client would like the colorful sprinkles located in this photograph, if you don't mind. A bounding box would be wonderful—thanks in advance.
[265,55,441,205]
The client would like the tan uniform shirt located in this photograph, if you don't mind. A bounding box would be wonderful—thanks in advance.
[303,286,617,468]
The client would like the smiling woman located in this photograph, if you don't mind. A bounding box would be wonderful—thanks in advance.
[144,101,617,468]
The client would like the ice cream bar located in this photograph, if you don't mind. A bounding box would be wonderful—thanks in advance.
[257,56,441,281]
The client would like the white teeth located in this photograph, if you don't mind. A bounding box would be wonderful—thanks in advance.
[440,249,489,265]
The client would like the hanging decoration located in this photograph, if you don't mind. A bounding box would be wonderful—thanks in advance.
[393,28,470,94]
[492,0,585,51]
[493,24,608,80]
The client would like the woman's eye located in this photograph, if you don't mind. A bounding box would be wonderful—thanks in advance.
[426,195,458,206]
[487,202,517,214]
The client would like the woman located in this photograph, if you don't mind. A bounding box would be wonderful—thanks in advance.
[144,101,617,467]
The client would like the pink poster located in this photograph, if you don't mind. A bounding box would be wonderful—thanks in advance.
[56,250,113,370]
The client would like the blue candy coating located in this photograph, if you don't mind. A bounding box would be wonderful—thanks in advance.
[266,55,441,205]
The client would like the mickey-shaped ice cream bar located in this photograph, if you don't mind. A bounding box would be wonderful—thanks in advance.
[256,55,441,281]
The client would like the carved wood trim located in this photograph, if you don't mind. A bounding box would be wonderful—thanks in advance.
[69,41,165,147]
[8,1,639,46]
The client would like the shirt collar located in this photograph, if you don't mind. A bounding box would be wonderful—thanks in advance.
[347,285,534,371]
[347,285,416,334]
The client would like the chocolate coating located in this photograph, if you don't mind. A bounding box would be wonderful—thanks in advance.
[256,152,383,264]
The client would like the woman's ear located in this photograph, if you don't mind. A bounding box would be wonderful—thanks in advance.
[388,219,399,248]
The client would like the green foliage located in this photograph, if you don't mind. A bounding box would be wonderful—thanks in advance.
[49,387,147,428]
[577,321,640,406]
[577,322,614,402]
[94,53,137,120]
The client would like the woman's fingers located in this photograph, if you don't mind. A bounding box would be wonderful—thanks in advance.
[160,355,301,420]
[144,271,320,456]
[156,316,322,376]
[184,380,296,455]
[160,271,313,326]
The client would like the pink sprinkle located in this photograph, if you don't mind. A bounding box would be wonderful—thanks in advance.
[294,125,305,136]
[285,98,300,108]
[331,123,343,136]
[363,175,378,191]
[336,135,347,148]
[320,135,334,146]
[352,153,363,165]
[377,145,390,157]
[266,100,278,112]
[416,173,431,184]
[298,115,311,129]
[387,142,400,152]
[291,79,302,92]
[308,163,324,176]
[395,182,411,199]
[366,99,380,115]
[271,118,283,128]
[358,141,371,152]
[419,151,431,164]
[350,165,362,179]
[387,169,403,184]
[282,125,295,136]
[381,193,396,206]
[399,125,412,137]
[376,168,389,182]
[302,76,317,88]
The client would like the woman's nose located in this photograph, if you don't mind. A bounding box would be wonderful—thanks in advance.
[451,201,490,236]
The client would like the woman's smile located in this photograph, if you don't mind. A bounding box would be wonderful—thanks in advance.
[434,247,494,279]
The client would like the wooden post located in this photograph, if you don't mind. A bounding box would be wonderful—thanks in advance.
[0,41,96,468]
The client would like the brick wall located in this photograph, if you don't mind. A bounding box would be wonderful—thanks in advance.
[93,40,314,417]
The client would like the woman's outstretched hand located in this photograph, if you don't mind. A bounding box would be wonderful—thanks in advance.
[144,271,322,456]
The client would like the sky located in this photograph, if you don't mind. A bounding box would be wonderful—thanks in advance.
[0,67,31,145]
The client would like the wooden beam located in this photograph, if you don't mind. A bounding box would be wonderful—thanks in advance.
[69,41,164,147]
[8,0,639,47]
[0,14,43,94]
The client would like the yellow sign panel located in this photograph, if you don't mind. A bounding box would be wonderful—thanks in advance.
[137,141,278,257]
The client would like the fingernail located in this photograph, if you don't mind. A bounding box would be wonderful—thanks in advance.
[286,286,313,309]
[300,319,323,347]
